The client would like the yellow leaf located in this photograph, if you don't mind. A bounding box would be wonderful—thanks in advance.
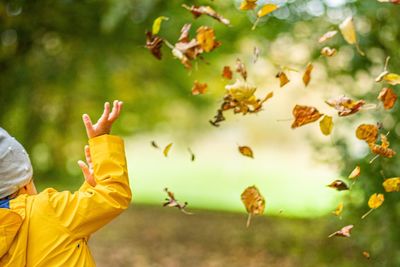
[196,26,219,53]
[238,145,254,158]
[241,186,265,227]
[319,115,333,136]
[163,143,173,157]
[332,202,344,216]
[321,47,337,57]
[339,16,364,56]
[257,4,278,17]
[240,0,258,10]
[302,63,313,87]
[348,166,361,179]
[152,16,169,35]
[382,177,400,192]
[355,124,378,144]
[383,73,400,85]
[368,193,384,209]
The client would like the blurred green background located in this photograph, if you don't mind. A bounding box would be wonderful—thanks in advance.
[1,0,400,266]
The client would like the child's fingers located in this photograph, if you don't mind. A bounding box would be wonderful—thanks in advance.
[109,100,119,122]
[82,114,95,138]
[84,145,93,167]
[77,160,91,179]
[117,101,123,117]
[98,102,110,124]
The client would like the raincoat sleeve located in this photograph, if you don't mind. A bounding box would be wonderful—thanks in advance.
[47,135,132,237]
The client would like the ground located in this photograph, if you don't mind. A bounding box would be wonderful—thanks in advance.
[90,205,375,267]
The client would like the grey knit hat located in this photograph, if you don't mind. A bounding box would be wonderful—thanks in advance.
[0,128,33,199]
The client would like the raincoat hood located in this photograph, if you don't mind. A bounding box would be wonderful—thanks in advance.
[0,195,26,259]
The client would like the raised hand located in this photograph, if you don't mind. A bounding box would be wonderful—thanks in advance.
[77,145,96,187]
[82,100,123,139]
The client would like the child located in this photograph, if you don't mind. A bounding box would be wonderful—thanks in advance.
[0,100,132,266]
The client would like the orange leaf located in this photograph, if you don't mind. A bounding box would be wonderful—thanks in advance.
[355,124,378,144]
[222,66,233,80]
[192,80,208,95]
[241,186,265,227]
[291,105,323,129]
[276,71,290,87]
[368,193,384,209]
[378,87,397,110]
[302,63,313,86]
[238,145,254,158]
[383,177,400,192]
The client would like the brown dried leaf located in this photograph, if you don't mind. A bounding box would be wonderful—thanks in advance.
[222,66,233,80]
[325,95,365,116]
[192,80,208,95]
[239,146,254,158]
[151,141,160,149]
[369,134,396,158]
[236,58,247,81]
[328,225,353,238]
[182,4,230,25]
[146,31,163,60]
[378,87,397,109]
[327,180,349,191]
[188,148,196,162]
[291,105,323,129]
[241,186,265,227]
[363,251,371,259]
[163,188,193,215]
[302,63,314,86]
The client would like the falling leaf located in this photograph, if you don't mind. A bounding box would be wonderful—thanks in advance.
[151,141,160,149]
[302,63,314,86]
[238,146,254,158]
[319,115,334,136]
[369,134,396,158]
[355,124,378,144]
[182,4,230,25]
[362,193,384,219]
[383,177,400,192]
[339,16,364,56]
[276,71,290,87]
[152,16,169,35]
[188,148,196,162]
[163,143,173,157]
[362,251,371,259]
[240,0,258,10]
[222,66,233,80]
[253,46,260,63]
[236,58,247,80]
[348,166,361,179]
[321,47,337,57]
[328,225,354,238]
[325,95,365,116]
[252,4,278,30]
[332,202,344,216]
[378,87,397,110]
[172,24,221,69]
[327,180,349,191]
[382,73,400,85]
[163,188,193,215]
[318,30,338,43]
[196,26,220,53]
[369,193,384,209]
[241,186,265,227]
[291,105,323,129]
[146,31,164,60]
[192,80,208,95]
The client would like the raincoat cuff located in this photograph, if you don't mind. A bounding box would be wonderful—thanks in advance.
[88,134,125,160]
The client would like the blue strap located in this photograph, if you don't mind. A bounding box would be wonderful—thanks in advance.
[0,197,10,209]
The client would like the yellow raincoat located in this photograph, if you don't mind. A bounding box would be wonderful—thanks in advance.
[0,135,132,266]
